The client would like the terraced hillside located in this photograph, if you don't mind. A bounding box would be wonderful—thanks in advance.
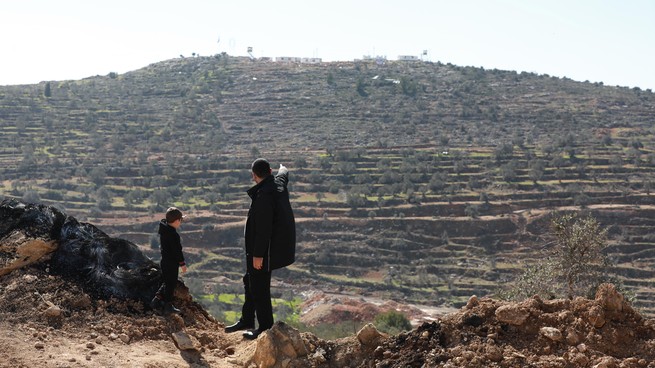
[1,55,655,315]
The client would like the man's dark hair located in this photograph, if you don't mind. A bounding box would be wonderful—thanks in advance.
[251,158,271,178]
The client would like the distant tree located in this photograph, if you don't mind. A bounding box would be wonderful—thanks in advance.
[464,203,479,218]
[609,155,623,172]
[428,172,448,192]
[502,213,618,301]
[89,167,107,186]
[95,187,113,210]
[493,143,514,161]
[293,157,307,169]
[399,77,417,97]
[356,77,368,97]
[374,310,412,335]
[528,159,546,184]
[326,71,335,86]
[552,213,612,299]
[500,160,518,183]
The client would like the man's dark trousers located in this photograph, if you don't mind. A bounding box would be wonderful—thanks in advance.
[240,270,273,331]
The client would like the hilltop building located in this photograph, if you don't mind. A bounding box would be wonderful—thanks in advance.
[275,57,322,63]
[398,55,419,61]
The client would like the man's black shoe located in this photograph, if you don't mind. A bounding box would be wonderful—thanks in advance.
[225,320,254,333]
[242,329,263,340]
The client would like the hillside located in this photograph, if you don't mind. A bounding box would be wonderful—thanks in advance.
[1,55,655,316]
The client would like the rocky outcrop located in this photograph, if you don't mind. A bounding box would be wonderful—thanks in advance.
[0,199,161,303]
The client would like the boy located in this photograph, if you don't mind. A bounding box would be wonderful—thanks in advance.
[150,207,187,314]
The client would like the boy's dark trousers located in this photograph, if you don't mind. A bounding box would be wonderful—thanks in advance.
[156,261,179,302]
[241,270,273,331]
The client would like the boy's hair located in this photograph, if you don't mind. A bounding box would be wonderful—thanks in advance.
[165,207,184,223]
[251,158,271,178]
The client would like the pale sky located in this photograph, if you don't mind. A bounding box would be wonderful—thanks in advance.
[1,0,654,90]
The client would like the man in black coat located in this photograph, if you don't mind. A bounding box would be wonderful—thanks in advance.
[225,158,296,339]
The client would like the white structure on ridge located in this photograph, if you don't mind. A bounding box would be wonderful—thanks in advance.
[275,57,322,63]
[398,55,419,61]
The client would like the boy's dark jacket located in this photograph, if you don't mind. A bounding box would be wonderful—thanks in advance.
[158,220,186,266]
[245,167,296,271]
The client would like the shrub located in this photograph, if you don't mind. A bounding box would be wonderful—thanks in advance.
[374,310,412,335]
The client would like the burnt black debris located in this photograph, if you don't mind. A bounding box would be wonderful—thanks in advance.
[0,199,161,304]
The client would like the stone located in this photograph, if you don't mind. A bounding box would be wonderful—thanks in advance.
[485,344,503,362]
[108,333,118,340]
[495,305,530,326]
[595,284,624,312]
[118,333,130,344]
[44,305,63,318]
[310,348,327,364]
[252,322,309,368]
[466,295,479,309]
[588,305,606,328]
[565,328,582,346]
[357,323,383,345]
[34,342,45,349]
[172,332,194,350]
[592,356,618,368]
[540,327,563,342]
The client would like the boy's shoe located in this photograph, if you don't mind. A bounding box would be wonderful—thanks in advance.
[150,297,164,311]
[163,303,181,315]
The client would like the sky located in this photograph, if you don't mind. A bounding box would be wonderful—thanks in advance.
[1,0,654,90]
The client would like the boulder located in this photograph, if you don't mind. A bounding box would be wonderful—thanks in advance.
[251,322,309,368]
[172,331,195,350]
[495,305,530,326]
[595,283,624,312]
[357,323,383,345]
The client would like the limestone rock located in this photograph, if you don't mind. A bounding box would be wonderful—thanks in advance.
[588,305,606,328]
[540,327,563,342]
[466,295,479,309]
[357,323,383,345]
[251,322,308,368]
[495,305,530,326]
[44,305,63,318]
[595,284,624,312]
[172,331,195,350]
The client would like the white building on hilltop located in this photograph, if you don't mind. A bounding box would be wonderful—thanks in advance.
[275,57,322,63]
[398,55,419,61]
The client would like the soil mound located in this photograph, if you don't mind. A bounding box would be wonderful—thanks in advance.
[3,200,655,367]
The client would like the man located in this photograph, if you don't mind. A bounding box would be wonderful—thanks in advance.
[225,158,296,340]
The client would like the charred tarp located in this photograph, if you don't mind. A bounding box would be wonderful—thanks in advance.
[0,199,161,303]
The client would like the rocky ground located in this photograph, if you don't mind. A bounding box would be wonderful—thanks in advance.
[3,201,655,367]
[2,263,655,367]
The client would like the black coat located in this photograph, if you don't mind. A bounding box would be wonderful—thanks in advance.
[158,220,185,266]
[245,168,296,271]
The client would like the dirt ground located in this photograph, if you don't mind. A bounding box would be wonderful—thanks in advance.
[3,265,655,367]
[0,266,255,368]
